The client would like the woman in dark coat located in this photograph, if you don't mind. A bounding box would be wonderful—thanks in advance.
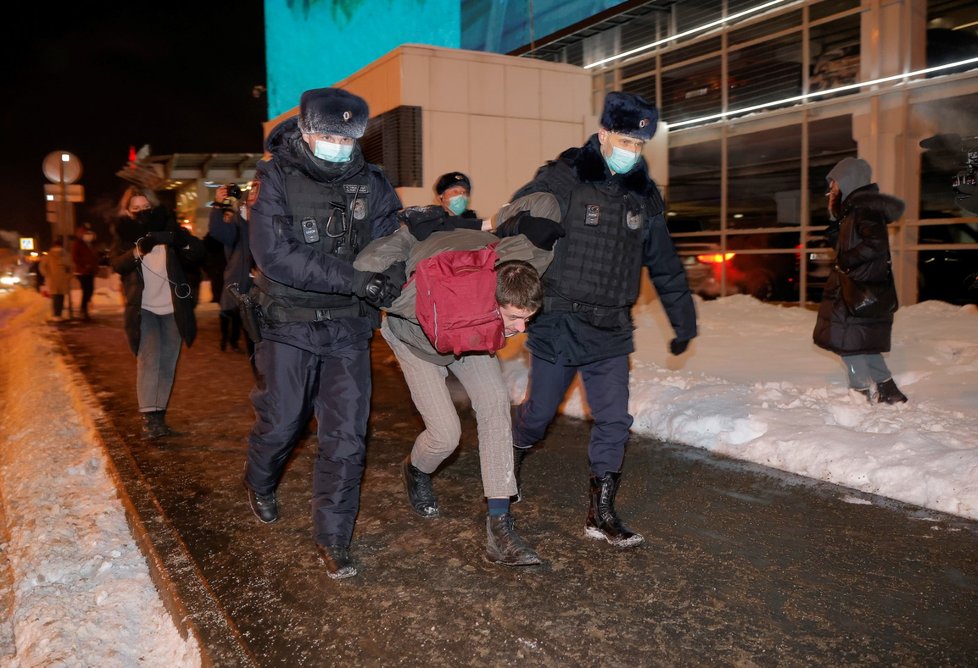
[813,157,908,404]
[110,186,205,438]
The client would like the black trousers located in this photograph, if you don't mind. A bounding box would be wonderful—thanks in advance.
[245,338,372,548]
[77,274,95,314]
[513,353,634,477]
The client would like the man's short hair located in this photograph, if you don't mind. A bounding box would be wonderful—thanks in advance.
[496,261,543,313]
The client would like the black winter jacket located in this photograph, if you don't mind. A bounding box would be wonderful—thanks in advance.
[110,208,206,355]
[813,184,905,355]
[249,117,401,353]
[499,134,697,365]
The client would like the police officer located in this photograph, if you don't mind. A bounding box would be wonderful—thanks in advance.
[496,91,698,548]
[244,87,403,579]
[397,171,490,242]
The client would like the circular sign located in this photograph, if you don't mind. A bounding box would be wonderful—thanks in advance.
[42,151,83,184]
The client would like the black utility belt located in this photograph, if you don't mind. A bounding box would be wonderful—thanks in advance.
[262,301,366,323]
[543,297,627,315]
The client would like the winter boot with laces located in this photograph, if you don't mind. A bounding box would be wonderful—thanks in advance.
[401,456,440,518]
[876,378,908,404]
[585,471,644,548]
[485,513,542,566]
[317,544,357,579]
[141,411,172,440]
[245,484,279,523]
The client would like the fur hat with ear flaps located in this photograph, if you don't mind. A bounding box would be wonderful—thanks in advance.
[600,91,659,141]
[298,87,369,139]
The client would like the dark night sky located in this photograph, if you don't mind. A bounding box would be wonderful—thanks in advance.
[1,1,267,247]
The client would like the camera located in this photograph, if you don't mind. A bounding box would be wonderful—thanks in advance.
[212,183,243,210]
[300,217,320,244]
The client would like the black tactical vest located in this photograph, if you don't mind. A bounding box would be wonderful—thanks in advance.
[545,181,650,309]
[253,167,374,315]
[284,168,372,265]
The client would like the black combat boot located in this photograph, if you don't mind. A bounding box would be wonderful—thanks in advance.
[141,411,170,440]
[876,378,908,404]
[512,446,530,503]
[485,513,542,566]
[317,544,357,579]
[245,483,279,523]
[585,472,644,548]
[401,456,439,518]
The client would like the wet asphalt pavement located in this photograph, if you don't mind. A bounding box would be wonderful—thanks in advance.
[56,305,978,667]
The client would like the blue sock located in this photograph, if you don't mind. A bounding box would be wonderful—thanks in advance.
[487,498,509,517]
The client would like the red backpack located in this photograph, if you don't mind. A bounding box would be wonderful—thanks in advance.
[412,245,504,356]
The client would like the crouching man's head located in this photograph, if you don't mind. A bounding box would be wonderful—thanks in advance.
[495,261,544,337]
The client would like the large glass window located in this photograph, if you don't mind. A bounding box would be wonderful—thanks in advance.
[809,14,861,95]
[728,35,804,110]
[661,57,723,123]
[916,92,978,305]
[727,125,802,229]
[666,139,722,231]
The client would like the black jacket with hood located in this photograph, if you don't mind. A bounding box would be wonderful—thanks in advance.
[813,182,905,355]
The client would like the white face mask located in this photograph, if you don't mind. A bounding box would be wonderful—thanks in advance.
[313,139,353,163]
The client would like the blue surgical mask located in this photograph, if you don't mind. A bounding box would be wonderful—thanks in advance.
[605,146,641,174]
[447,195,469,215]
[313,139,353,163]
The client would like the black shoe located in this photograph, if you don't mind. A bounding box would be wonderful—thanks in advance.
[246,484,279,523]
[486,513,542,566]
[141,411,173,440]
[876,378,908,404]
[585,472,644,548]
[317,544,357,579]
[401,456,439,518]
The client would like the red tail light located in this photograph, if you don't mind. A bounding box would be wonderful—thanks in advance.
[696,252,735,264]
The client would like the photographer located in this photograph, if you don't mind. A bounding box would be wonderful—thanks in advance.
[110,186,205,439]
[208,183,256,363]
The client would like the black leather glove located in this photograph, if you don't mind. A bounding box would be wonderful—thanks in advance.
[383,261,407,293]
[515,212,566,250]
[398,205,460,241]
[669,338,690,356]
[352,270,399,308]
[137,231,172,254]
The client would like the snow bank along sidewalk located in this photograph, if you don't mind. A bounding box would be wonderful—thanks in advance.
[0,291,199,667]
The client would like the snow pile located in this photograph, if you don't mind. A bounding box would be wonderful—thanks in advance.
[0,290,199,667]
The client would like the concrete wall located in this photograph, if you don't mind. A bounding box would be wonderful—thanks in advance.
[266,45,594,222]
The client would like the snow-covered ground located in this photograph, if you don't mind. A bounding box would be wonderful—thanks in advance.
[0,289,200,667]
[0,280,975,664]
